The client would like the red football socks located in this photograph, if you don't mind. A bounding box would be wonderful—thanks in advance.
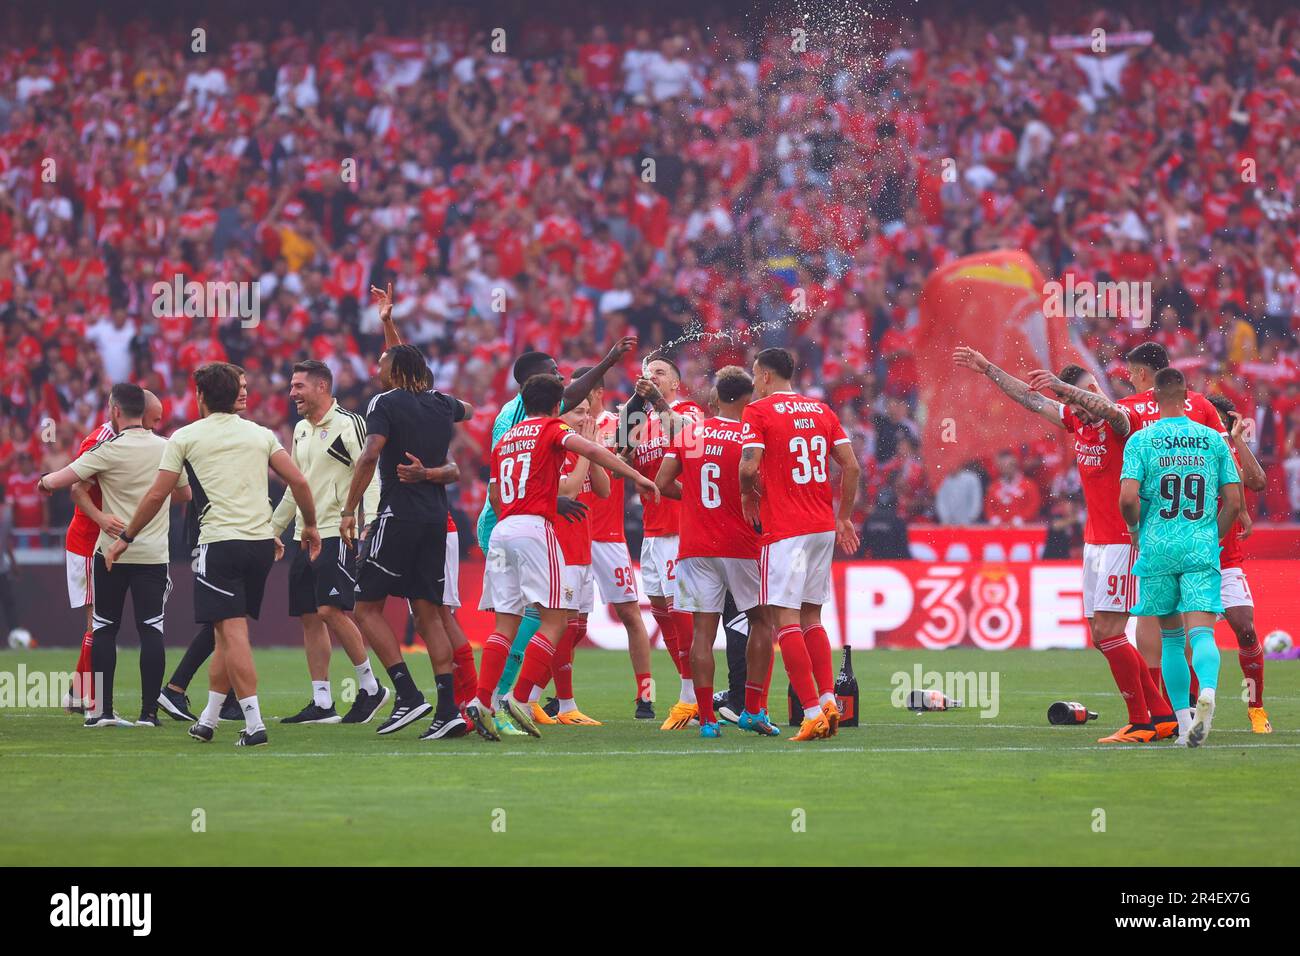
[1133,647,1167,718]
[697,684,715,724]
[512,632,557,703]
[552,620,578,700]
[635,671,653,702]
[1098,636,1148,725]
[475,633,512,707]
[777,624,818,711]
[75,630,95,709]
[804,624,832,697]
[452,643,478,708]
[1239,642,1265,708]
[651,607,681,676]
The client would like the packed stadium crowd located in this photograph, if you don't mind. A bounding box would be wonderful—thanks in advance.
[2,0,1300,553]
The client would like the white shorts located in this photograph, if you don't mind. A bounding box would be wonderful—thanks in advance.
[591,540,638,604]
[1220,566,1253,610]
[66,551,94,609]
[759,531,834,610]
[640,534,679,599]
[1081,543,1138,617]
[561,562,594,613]
[480,515,567,616]
[443,531,460,608]
[676,556,761,614]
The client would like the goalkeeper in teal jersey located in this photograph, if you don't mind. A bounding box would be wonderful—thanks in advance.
[1120,368,1243,747]
[476,338,638,732]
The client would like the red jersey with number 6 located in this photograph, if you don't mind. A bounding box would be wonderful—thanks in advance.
[630,397,705,537]
[490,416,574,523]
[665,416,759,560]
[1060,404,1143,545]
[740,392,850,544]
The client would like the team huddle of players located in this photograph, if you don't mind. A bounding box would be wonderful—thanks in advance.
[50,283,860,744]
[47,285,1271,748]
[956,341,1272,746]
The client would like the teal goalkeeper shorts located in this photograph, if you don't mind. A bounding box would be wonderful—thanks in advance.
[1132,569,1223,617]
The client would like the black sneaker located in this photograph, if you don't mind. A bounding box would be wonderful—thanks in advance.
[715,691,741,724]
[188,722,214,742]
[340,685,390,724]
[635,697,656,720]
[236,728,269,747]
[419,715,468,740]
[375,697,431,735]
[220,694,243,722]
[157,686,197,721]
[281,702,342,724]
[543,696,561,719]
[465,703,500,741]
[136,711,162,727]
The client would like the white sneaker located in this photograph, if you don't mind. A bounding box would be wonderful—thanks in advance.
[1174,735,1189,747]
[1187,691,1216,748]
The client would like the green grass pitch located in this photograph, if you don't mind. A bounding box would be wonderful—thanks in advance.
[2,647,1297,866]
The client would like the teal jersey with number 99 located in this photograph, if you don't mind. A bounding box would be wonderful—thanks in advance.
[1120,416,1239,577]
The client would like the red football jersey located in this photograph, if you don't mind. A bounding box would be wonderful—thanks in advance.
[585,409,624,542]
[555,450,593,566]
[490,417,575,523]
[739,392,850,544]
[630,398,706,538]
[1118,388,1226,435]
[1219,443,1245,569]
[65,422,115,557]
[1060,404,1143,545]
[666,416,760,561]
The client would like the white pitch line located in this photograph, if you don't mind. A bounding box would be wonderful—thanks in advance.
[6,742,1300,758]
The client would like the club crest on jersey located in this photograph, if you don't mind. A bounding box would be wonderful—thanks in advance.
[319,429,329,441]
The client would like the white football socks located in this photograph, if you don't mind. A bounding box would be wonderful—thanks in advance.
[200,691,225,728]
[312,681,332,709]
[354,660,379,695]
[240,695,265,733]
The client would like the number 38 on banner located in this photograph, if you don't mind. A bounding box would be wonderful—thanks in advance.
[914,567,1022,650]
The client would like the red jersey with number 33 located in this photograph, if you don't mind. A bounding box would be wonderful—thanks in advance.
[740,392,850,545]
[490,416,574,523]
[1060,403,1142,545]
[665,416,759,560]
[630,398,705,537]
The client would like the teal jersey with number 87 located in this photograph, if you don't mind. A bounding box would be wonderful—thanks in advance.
[1120,416,1239,577]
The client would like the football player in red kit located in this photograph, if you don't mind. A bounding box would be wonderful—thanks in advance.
[626,357,707,730]
[952,354,1174,743]
[530,397,609,726]
[739,349,861,742]
[467,374,658,740]
[1207,394,1271,733]
[656,366,777,739]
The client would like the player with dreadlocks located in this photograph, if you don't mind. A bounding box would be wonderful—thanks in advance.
[340,334,473,739]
